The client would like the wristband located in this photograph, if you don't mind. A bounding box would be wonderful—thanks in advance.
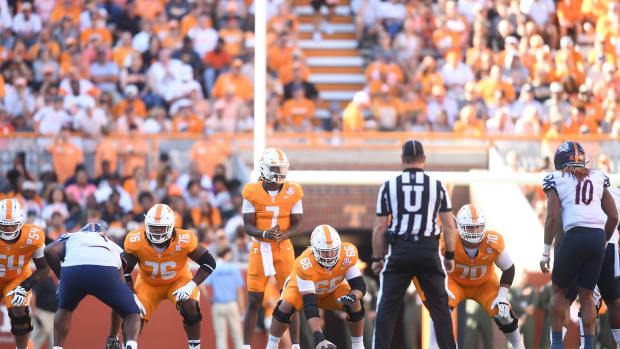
[262,230,266,239]
[444,250,455,259]
[370,255,384,262]
[313,331,326,346]
[543,244,551,255]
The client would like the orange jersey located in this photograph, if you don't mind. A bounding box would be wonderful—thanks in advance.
[442,230,505,288]
[0,224,45,281]
[288,243,359,295]
[124,229,198,286]
[241,181,303,243]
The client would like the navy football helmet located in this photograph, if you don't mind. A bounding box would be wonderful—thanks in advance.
[79,222,108,235]
[554,141,586,170]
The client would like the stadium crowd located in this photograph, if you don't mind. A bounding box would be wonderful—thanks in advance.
[265,0,620,135]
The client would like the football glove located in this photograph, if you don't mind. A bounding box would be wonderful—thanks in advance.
[316,340,336,349]
[7,285,28,307]
[336,293,356,306]
[134,294,147,317]
[491,287,510,319]
[172,280,197,302]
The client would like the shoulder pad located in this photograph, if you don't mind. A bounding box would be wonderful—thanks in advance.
[484,231,505,254]
[286,182,303,198]
[124,230,144,251]
[542,173,556,192]
[242,182,259,199]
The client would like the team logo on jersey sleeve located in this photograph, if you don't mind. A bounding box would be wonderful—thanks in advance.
[286,187,295,195]
[486,247,492,254]
[176,244,181,251]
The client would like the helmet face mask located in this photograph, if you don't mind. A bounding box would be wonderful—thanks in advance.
[310,224,342,268]
[0,199,24,241]
[259,148,289,184]
[456,204,486,244]
[145,204,175,244]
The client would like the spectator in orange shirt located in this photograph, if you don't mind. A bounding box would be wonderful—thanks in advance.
[189,136,232,178]
[79,9,112,46]
[281,85,314,132]
[211,58,253,100]
[50,0,82,24]
[172,101,205,133]
[555,36,586,85]
[267,33,295,73]
[135,0,164,22]
[565,105,599,134]
[29,26,60,60]
[453,105,485,136]
[342,91,370,132]
[219,17,243,58]
[268,3,298,36]
[416,56,444,96]
[477,65,515,105]
[46,125,84,185]
[119,124,149,177]
[204,38,232,95]
[94,127,118,178]
[576,84,604,122]
[557,0,584,38]
[372,84,401,131]
[112,31,136,68]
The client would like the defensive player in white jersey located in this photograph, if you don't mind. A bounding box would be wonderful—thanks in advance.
[44,223,141,349]
[540,141,619,349]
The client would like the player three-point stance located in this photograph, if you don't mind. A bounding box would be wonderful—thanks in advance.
[428,204,524,349]
[266,224,366,349]
[107,204,216,349]
[540,141,618,349]
[242,148,304,349]
[0,198,50,349]
[45,223,140,349]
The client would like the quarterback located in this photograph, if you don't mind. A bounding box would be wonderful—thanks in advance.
[242,148,304,349]
[266,224,366,349]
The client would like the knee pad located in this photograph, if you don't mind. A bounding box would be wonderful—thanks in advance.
[177,300,202,325]
[8,307,32,336]
[273,300,294,324]
[493,310,518,333]
[345,300,365,322]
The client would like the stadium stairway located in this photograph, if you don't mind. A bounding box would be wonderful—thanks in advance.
[292,0,367,120]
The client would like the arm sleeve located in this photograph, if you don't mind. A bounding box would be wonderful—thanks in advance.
[345,265,362,280]
[495,250,514,271]
[291,200,303,214]
[376,181,391,216]
[296,275,316,293]
[33,245,45,258]
[439,181,452,212]
[242,199,255,214]
[543,173,556,192]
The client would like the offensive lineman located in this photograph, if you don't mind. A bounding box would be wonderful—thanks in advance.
[242,148,304,349]
[540,141,618,349]
[107,203,216,349]
[0,198,50,349]
[266,224,366,349]
[428,204,524,348]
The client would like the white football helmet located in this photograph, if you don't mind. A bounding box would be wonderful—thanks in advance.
[456,204,486,244]
[259,148,289,183]
[0,198,24,241]
[145,204,175,244]
[310,224,341,268]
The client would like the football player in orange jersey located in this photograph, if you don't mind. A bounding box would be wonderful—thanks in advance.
[428,204,524,349]
[0,198,50,349]
[107,203,216,349]
[242,148,304,349]
[266,225,366,349]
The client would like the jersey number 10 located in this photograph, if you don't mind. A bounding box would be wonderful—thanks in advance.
[575,179,593,205]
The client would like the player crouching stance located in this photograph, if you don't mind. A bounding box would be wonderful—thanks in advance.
[266,224,366,349]
[430,204,524,349]
[108,204,216,349]
[0,199,50,349]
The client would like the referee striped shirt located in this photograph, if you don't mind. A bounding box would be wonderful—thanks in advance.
[376,168,452,239]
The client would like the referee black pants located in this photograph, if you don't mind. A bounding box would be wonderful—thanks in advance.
[372,238,456,349]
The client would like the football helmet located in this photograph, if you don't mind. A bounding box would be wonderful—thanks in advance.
[310,224,341,268]
[0,198,24,241]
[145,204,175,244]
[554,141,586,170]
[259,148,289,183]
[79,222,108,236]
[456,204,486,244]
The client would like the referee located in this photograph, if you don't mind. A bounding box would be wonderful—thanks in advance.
[371,140,457,349]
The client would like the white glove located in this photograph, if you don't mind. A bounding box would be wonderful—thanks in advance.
[172,280,197,302]
[316,339,336,349]
[133,294,146,317]
[593,285,602,306]
[7,285,28,307]
[491,287,510,319]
